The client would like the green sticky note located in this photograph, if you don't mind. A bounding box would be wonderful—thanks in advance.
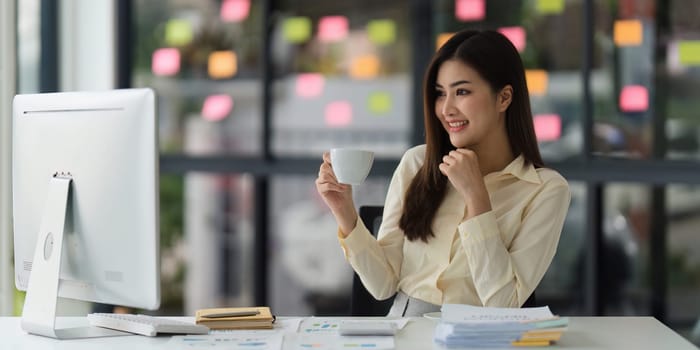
[367,19,396,46]
[368,92,392,114]
[283,17,311,44]
[536,0,565,14]
[679,41,700,66]
[165,19,193,46]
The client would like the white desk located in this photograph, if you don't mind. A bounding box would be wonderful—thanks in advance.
[0,316,697,349]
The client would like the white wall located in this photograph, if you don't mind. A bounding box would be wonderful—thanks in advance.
[60,0,116,91]
[0,0,17,316]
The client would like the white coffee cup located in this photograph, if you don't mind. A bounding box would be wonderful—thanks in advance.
[330,148,374,185]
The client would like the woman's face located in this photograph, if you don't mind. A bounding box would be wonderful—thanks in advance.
[434,59,508,149]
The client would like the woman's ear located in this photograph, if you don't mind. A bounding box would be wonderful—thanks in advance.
[497,85,513,112]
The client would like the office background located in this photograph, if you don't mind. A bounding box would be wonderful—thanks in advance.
[1,0,699,344]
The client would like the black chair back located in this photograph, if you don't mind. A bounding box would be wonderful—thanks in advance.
[350,206,395,316]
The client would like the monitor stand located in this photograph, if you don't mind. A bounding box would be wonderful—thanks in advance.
[20,174,130,339]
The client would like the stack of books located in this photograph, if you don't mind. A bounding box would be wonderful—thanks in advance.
[433,304,568,347]
[195,306,274,330]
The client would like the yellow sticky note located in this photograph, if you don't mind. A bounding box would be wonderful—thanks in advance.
[536,0,565,14]
[678,40,700,66]
[525,69,548,96]
[165,19,193,46]
[350,55,380,79]
[208,51,237,79]
[368,92,392,114]
[436,32,455,51]
[367,20,396,46]
[614,20,643,47]
[283,17,311,44]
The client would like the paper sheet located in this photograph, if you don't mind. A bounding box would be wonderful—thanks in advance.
[441,304,555,323]
[168,333,283,350]
[299,318,409,334]
[287,334,395,350]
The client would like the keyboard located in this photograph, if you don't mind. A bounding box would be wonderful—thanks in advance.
[87,313,210,337]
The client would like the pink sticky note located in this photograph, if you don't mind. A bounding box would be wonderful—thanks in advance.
[152,48,180,76]
[455,0,486,22]
[318,16,349,42]
[296,73,325,98]
[533,114,562,142]
[619,85,649,112]
[202,94,234,121]
[324,101,352,127]
[498,26,526,52]
[221,0,250,22]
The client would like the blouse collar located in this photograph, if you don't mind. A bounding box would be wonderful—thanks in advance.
[485,154,541,184]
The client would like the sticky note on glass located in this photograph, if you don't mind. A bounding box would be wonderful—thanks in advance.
[619,85,648,112]
[165,19,193,46]
[318,16,349,42]
[202,95,233,121]
[436,32,455,50]
[614,20,643,47]
[283,17,311,44]
[221,0,250,22]
[152,48,180,76]
[678,40,700,66]
[208,51,238,79]
[533,114,562,142]
[498,26,526,52]
[367,20,396,46]
[536,0,565,14]
[525,70,549,96]
[325,101,353,127]
[350,55,380,79]
[455,0,486,22]
[296,73,325,98]
[368,92,392,114]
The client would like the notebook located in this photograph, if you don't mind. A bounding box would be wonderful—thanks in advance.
[195,306,274,330]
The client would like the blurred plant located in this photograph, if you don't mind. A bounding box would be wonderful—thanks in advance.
[159,174,185,314]
[668,249,700,287]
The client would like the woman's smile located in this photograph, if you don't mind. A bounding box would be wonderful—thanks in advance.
[447,120,469,133]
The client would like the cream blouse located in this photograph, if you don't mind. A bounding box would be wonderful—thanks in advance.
[338,144,570,307]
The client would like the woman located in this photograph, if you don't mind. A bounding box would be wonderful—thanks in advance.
[315,29,570,317]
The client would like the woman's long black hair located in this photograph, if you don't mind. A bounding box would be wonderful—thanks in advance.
[399,29,544,242]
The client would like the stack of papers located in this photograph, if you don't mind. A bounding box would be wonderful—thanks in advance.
[433,304,568,348]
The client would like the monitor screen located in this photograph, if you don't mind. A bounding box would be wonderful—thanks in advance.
[12,88,160,311]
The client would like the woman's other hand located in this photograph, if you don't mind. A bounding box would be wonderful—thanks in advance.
[439,148,491,219]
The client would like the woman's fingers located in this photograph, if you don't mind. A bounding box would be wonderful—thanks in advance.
[438,162,449,175]
[316,177,347,193]
[317,169,338,183]
[442,155,454,166]
[319,162,338,181]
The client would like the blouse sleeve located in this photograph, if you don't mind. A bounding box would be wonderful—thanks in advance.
[337,151,413,301]
[457,175,570,307]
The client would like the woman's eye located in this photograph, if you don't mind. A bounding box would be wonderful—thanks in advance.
[456,89,470,95]
[436,90,446,97]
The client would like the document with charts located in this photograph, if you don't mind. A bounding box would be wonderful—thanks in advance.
[299,318,409,334]
[286,334,395,350]
[168,333,283,350]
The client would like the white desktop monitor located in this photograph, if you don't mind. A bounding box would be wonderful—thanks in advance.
[12,88,159,338]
